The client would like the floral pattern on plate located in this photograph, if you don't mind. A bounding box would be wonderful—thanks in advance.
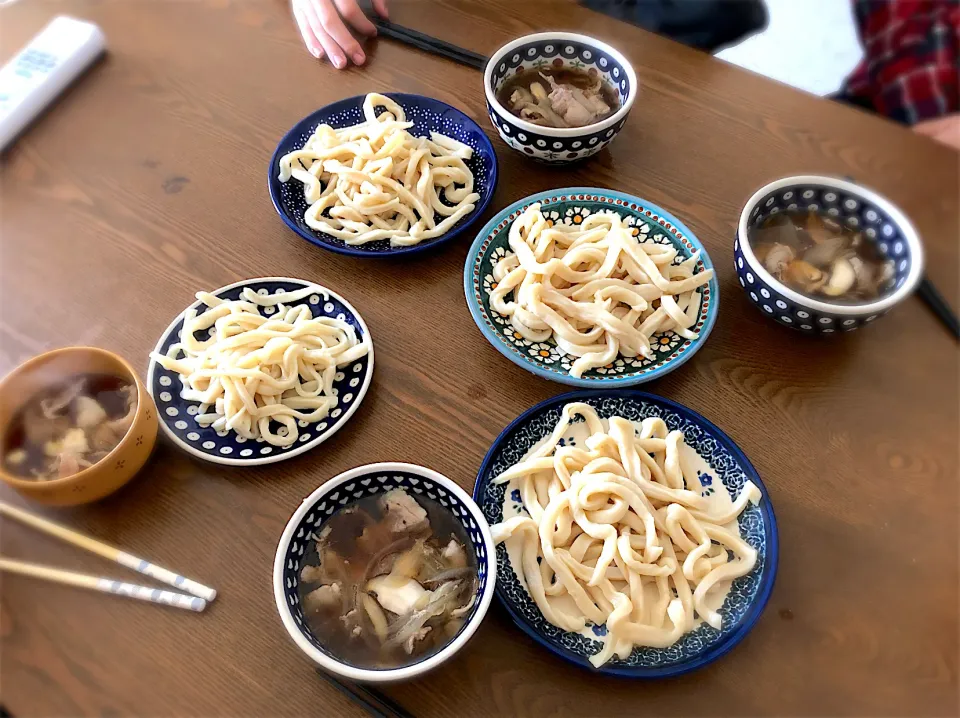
[464,188,719,387]
[473,390,779,677]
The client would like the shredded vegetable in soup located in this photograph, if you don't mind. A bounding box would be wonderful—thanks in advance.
[3,373,136,481]
[299,489,478,668]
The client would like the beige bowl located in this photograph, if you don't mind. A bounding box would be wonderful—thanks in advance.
[0,347,158,506]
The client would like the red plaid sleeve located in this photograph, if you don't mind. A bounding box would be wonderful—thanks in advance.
[845,0,960,124]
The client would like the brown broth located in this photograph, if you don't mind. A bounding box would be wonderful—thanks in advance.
[498,66,620,128]
[298,491,477,670]
[748,209,896,304]
[2,372,136,481]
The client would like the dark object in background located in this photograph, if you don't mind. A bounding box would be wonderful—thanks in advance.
[580,0,768,53]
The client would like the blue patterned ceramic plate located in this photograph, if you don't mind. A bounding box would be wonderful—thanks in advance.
[147,277,374,466]
[464,188,719,387]
[273,463,497,682]
[473,390,778,677]
[268,93,499,258]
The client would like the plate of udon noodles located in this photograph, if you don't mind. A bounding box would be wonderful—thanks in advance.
[147,277,373,466]
[474,390,777,676]
[269,93,499,257]
[464,188,719,387]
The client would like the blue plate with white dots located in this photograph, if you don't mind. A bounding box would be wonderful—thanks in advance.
[474,390,778,677]
[273,463,497,682]
[146,277,374,466]
[268,93,499,258]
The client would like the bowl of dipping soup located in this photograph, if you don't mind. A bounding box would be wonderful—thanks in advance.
[484,32,638,164]
[735,175,924,333]
[0,347,158,505]
[274,462,496,682]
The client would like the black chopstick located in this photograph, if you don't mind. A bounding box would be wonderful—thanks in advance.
[315,669,415,718]
[372,17,487,70]
[917,275,960,339]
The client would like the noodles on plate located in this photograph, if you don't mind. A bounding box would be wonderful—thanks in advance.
[489,204,713,377]
[151,286,370,447]
[490,402,760,667]
[277,93,480,247]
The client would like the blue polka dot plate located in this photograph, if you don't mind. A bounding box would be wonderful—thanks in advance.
[735,175,924,334]
[473,390,778,677]
[273,462,497,682]
[268,93,499,258]
[464,188,719,387]
[146,277,374,466]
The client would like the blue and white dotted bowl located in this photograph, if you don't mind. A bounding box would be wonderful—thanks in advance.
[273,462,497,683]
[484,32,638,164]
[736,175,924,334]
[464,188,719,388]
[474,390,778,678]
[146,277,374,466]
[268,93,499,257]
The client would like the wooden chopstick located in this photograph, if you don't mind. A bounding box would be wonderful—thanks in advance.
[371,17,487,70]
[917,276,960,339]
[315,669,415,718]
[0,501,216,601]
[0,558,207,612]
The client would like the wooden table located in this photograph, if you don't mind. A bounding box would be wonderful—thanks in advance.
[1,1,957,715]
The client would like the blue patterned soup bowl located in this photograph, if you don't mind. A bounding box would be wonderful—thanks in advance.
[474,391,778,677]
[464,188,719,387]
[484,32,638,164]
[736,175,924,333]
[274,463,496,683]
[268,93,498,257]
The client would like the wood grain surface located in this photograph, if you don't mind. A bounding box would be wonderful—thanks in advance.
[1,1,957,716]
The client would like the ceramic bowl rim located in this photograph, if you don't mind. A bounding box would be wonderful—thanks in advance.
[0,346,147,489]
[267,93,499,258]
[463,187,719,387]
[737,175,924,315]
[145,277,374,466]
[272,461,497,683]
[483,31,638,138]
[473,388,779,678]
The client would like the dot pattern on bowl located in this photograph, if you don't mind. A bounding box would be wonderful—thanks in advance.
[281,470,489,671]
[468,190,717,386]
[736,183,913,333]
[474,392,775,677]
[149,279,372,463]
[487,38,633,163]
[269,94,498,257]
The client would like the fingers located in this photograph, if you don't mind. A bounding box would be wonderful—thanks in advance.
[292,1,325,59]
[371,0,389,18]
[301,0,346,68]
[312,0,366,66]
[334,0,376,36]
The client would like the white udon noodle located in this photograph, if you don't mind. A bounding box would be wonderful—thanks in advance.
[277,93,480,247]
[491,403,761,667]
[150,287,370,447]
[489,204,714,377]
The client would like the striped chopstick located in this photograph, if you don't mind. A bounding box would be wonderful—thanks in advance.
[0,558,207,612]
[0,500,216,601]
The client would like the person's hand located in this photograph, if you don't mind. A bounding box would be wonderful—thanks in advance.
[292,0,388,69]
[914,114,960,152]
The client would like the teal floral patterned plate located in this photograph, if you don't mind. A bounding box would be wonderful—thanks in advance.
[463,188,719,387]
